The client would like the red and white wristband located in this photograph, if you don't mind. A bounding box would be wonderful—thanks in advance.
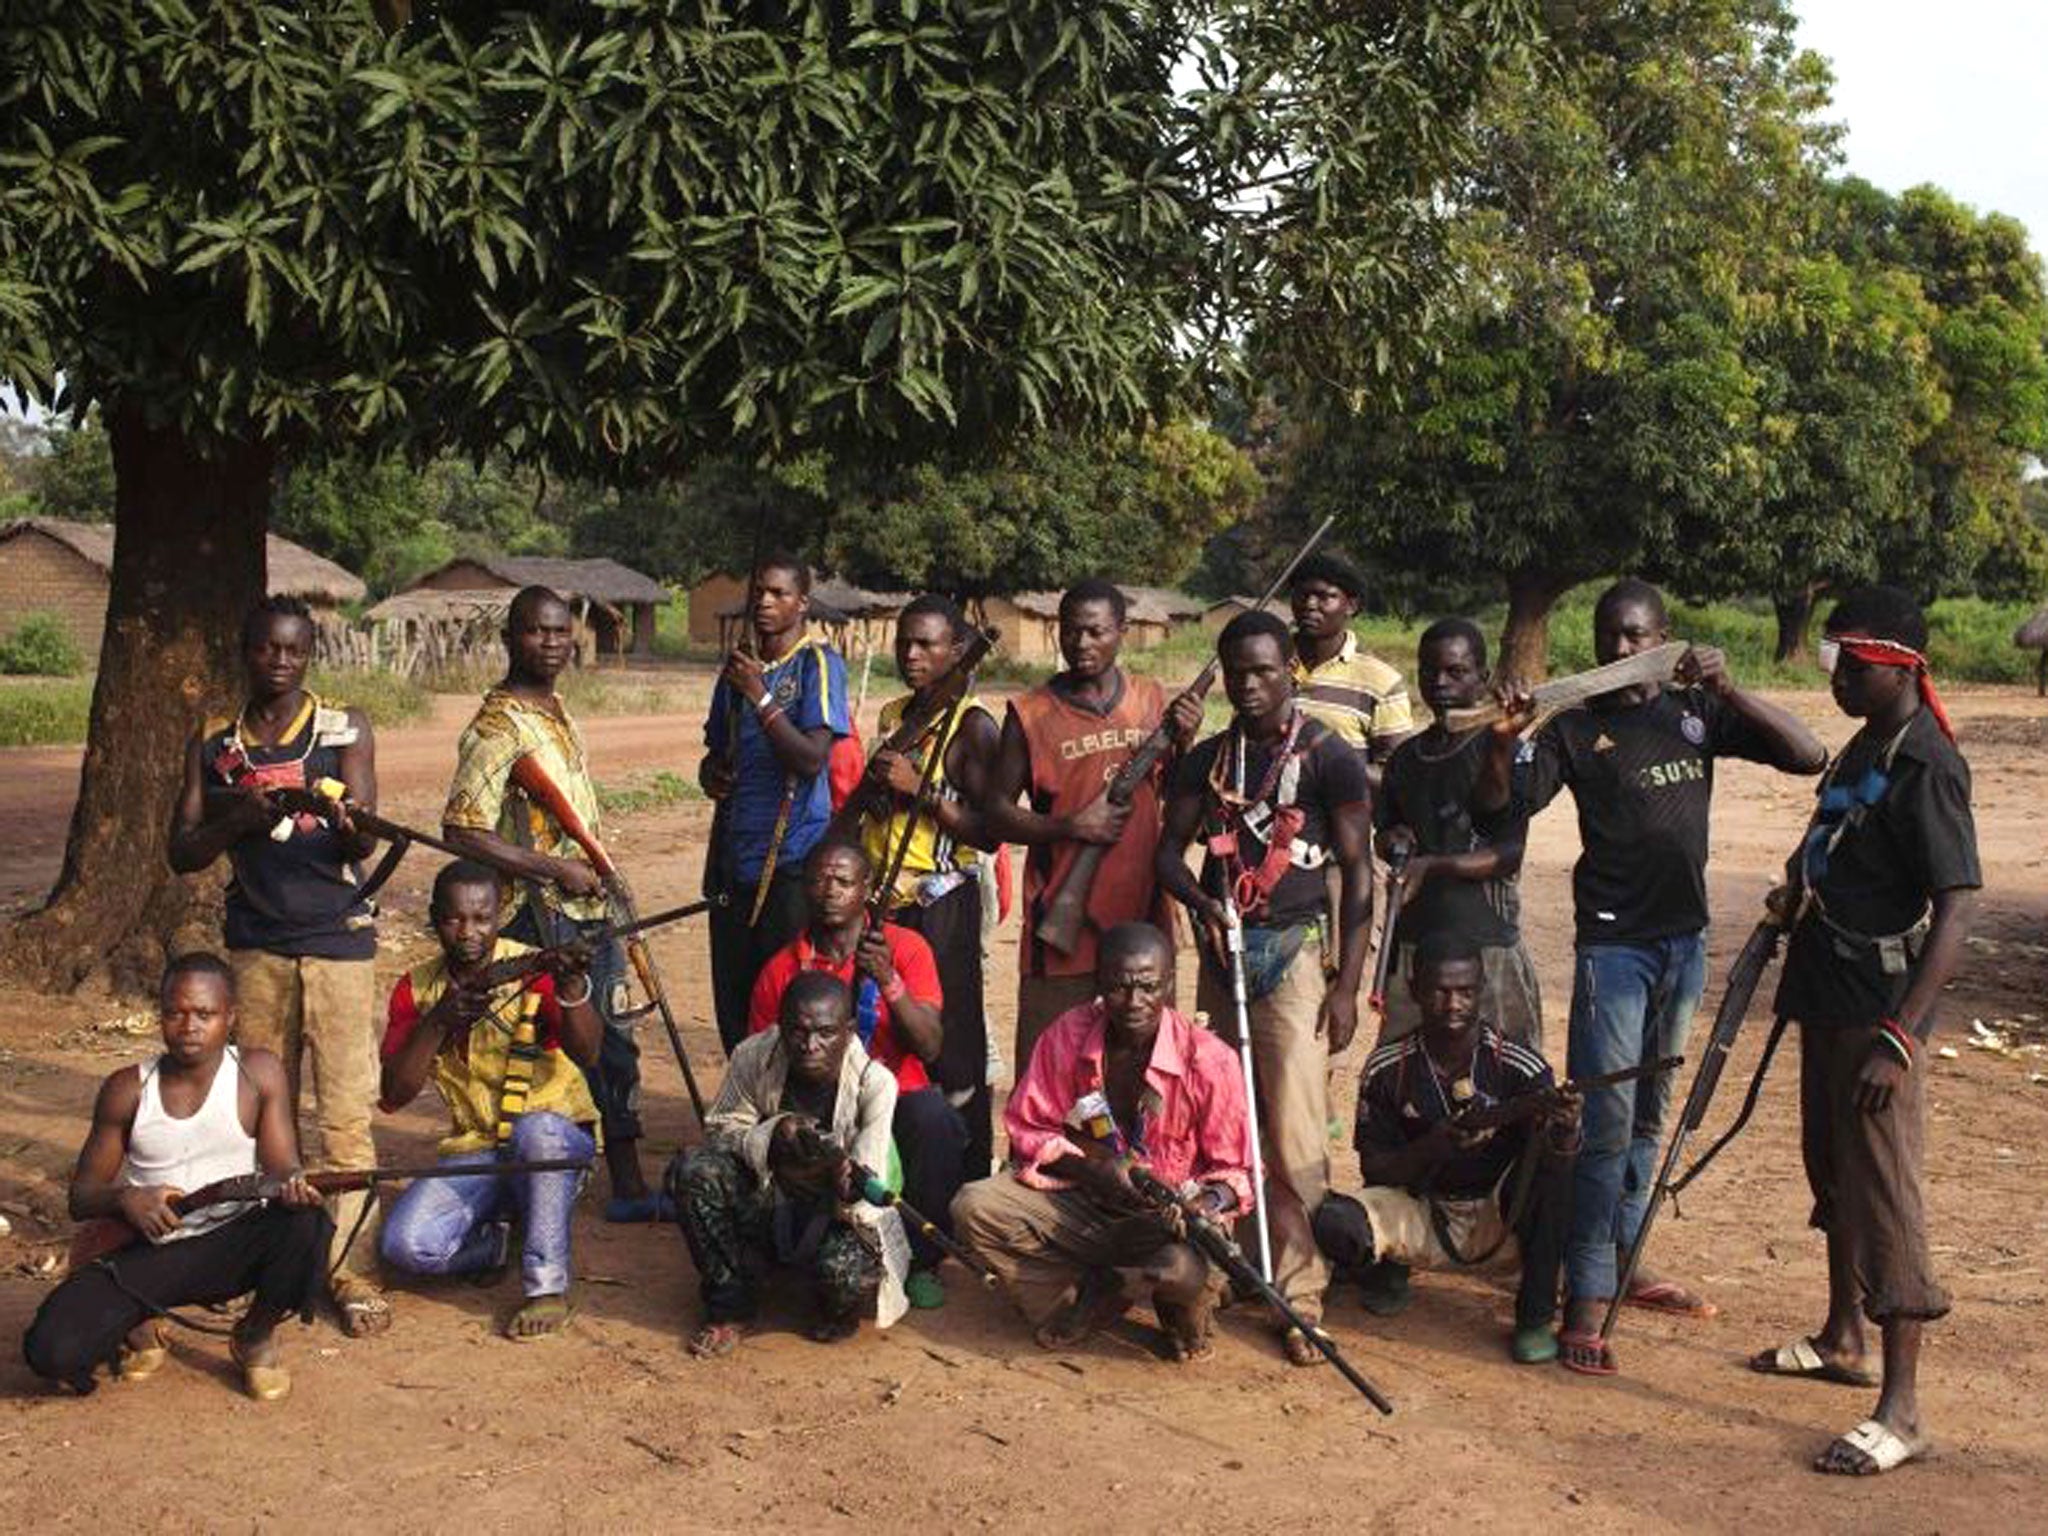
[1875,1017,1917,1068]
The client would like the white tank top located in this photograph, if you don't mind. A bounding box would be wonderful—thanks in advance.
[121,1048,258,1243]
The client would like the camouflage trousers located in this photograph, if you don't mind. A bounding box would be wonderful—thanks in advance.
[666,1148,879,1325]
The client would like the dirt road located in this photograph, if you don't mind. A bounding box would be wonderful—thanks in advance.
[0,685,2043,1533]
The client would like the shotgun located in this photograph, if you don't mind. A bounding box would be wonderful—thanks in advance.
[1034,516,1336,956]
[508,754,709,1123]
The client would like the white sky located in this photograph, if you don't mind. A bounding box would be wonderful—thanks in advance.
[1795,0,2046,245]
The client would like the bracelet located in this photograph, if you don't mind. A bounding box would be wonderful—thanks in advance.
[880,974,907,1004]
[1875,1016,1916,1067]
[752,691,780,717]
[557,975,594,1008]
[756,703,784,730]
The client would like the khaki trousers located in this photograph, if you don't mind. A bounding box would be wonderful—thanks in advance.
[230,950,381,1283]
[1195,933,1331,1321]
[1014,973,1099,1084]
[951,1175,1218,1326]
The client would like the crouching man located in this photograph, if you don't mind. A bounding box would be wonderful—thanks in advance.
[376,860,602,1339]
[952,923,1252,1362]
[1314,932,1579,1365]
[668,973,907,1355]
[25,954,330,1401]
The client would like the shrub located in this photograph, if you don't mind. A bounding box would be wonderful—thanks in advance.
[0,613,84,676]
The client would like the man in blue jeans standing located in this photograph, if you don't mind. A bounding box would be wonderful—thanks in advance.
[1476,579,1825,1373]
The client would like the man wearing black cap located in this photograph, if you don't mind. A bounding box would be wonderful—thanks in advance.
[1289,551,1416,777]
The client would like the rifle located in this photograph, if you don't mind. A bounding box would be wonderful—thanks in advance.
[254,781,507,904]
[1034,516,1338,957]
[68,1157,591,1269]
[1448,1055,1684,1135]
[509,754,709,1123]
[452,894,727,995]
[1127,1165,1394,1414]
[1599,897,1796,1345]
[825,623,999,846]
[1364,839,1414,1019]
[787,1124,999,1289]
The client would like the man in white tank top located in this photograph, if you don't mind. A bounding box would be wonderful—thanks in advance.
[24,954,330,1401]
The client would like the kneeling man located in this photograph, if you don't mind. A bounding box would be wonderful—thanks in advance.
[952,923,1252,1362]
[1314,932,1578,1365]
[669,973,906,1355]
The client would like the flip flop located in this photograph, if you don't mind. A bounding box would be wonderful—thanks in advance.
[1281,1324,1333,1368]
[333,1280,393,1338]
[1815,1418,1931,1476]
[116,1322,169,1382]
[1624,1280,1719,1319]
[1558,1329,1618,1377]
[1750,1336,1878,1388]
[687,1321,745,1359]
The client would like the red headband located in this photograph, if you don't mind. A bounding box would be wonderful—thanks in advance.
[1833,632,1955,742]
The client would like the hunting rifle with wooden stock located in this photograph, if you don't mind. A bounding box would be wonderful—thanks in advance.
[1447,1055,1684,1135]
[825,621,1000,847]
[508,755,710,1122]
[1033,515,1339,958]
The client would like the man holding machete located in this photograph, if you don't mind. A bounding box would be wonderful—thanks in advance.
[1475,577,1825,1374]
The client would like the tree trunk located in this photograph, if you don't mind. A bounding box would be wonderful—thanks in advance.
[11,405,273,992]
[1498,566,1567,682]
[1772,582,1825,664]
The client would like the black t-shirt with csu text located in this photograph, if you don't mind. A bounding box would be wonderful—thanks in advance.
[1378,728,1524,950]
[1503,686,1773,944]
[1173,715,1371,930]
[1775,708,1981,1029]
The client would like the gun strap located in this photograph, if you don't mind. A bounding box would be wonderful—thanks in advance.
[88,1255,243,1339]
[493,989,547,1146]
[748,783,796,928]
[1669,1015,1789,1198]
[352,832,412,907]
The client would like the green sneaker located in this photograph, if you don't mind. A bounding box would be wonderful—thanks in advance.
[1512,1324,1560,1365]
[905,1269,947,1310]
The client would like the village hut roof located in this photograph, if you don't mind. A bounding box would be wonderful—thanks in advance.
[1120,585,1206,621]
[413,554,668,607]
[1000,589,1174,625]
[363,588,514,624]
[1,517,366,604]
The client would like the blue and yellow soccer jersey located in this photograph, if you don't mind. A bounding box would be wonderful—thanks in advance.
[705,631,852,886]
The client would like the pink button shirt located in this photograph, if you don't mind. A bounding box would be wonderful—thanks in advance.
[1004,1001,1254,1214]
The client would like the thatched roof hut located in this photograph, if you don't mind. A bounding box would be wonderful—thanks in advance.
[402,554,669,656]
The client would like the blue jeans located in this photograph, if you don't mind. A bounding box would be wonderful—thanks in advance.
[1565,934,1707,1301]
[380,1112,595,1298]
[506,907,639,1142]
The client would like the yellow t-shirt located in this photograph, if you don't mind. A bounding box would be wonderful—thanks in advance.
[396,939,600,1158]
[860,692,991,910]
[1292,633,1415,754]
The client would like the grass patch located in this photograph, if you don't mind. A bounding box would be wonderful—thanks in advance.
[0,677,94,746]
[311,667,433,726]
[596,769,702,816]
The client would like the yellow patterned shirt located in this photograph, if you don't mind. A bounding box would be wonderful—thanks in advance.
[383,939,600,1158]
[444,689,607,923]
[1292,633,1416,757]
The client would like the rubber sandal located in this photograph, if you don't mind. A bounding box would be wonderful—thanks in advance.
[1750,1336,1878,1387]
[1558,1329,1618,1377]
[116,1323,169,1382]
[1624,1280,1719,1319]
[333,1281,393,1338]
[687,1321,746,1359]
[1281,1324,1333,1368]
[904,1269,946,1310]
[1815,1418,1931,1475]
[505,1295,575,1341]
[230,1337,292,1403]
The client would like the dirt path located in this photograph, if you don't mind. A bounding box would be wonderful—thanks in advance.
[0,686,2043,1532]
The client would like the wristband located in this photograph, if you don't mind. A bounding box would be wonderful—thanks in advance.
[557,975,594,1008]
[880,974,907,1005]
[752,690,780,716]
[1875,1016,1916,1067]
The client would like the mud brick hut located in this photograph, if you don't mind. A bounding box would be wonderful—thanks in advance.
[0,516,365,663]
[398,554,669,659]
[978,589,1175,662]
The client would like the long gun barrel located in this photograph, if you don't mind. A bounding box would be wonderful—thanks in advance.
[1449,1056,1684,1135]
[787,1126,1000,1288]
[1364,844,1414,1017]
[1034,516,1337,957]
[1128,1165,1394,1413]
[174,1157,592,1216]
[509,754,710,1123]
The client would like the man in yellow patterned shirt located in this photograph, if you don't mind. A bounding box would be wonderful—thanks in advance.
[443,586,652,1220]
[378,860,600,1339]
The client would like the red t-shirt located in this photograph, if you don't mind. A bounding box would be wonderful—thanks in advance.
[381,969,567,1060]
[748,926,942,1092]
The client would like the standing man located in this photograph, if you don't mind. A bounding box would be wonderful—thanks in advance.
[1751,588,1978,1477]
[1476,577,1827,1374]
[857,595,1001,1179]
[952,923,1252,1363]
[985,578,1204,1073]
[701,551,852,1054]
[1156,610,1375,1365]
[170,595,388,1337]
[1289,551,1415,775]
[442,585,647,1222]
[1376,618,1541,1047]
[747,839,967,1309]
